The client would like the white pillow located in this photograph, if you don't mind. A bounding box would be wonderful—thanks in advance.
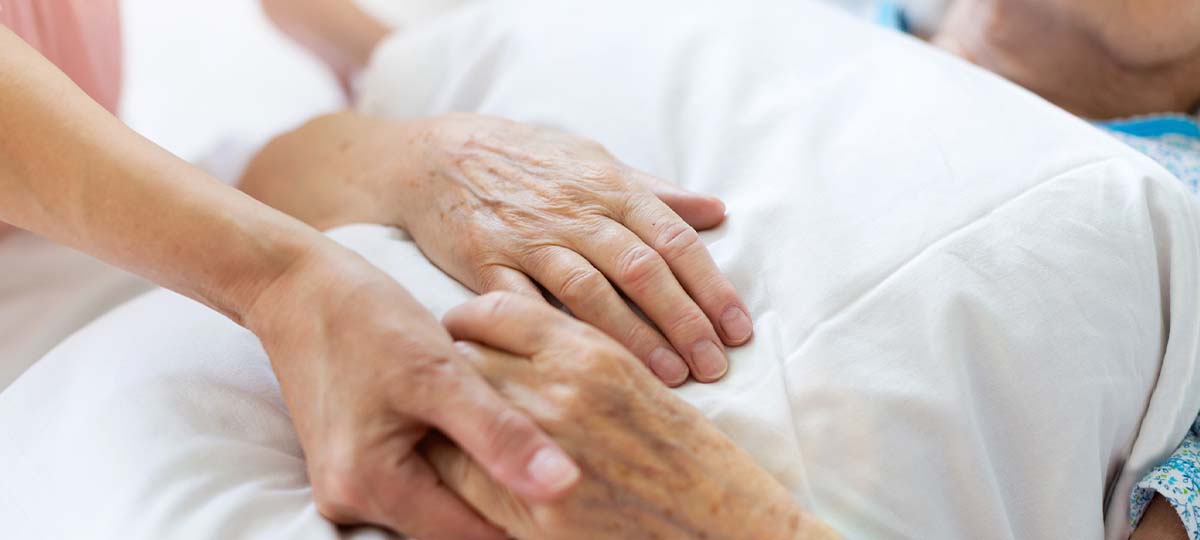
[5,1,1199,539]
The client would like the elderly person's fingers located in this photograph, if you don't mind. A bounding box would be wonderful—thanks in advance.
[476,264,543,300]
[620,193,753,347]
[423,434,533,539]
[515,247,692,385]
[634,170,727,230]
[444,292,593,359]
[573,223,729,382]
[314,445,505,540]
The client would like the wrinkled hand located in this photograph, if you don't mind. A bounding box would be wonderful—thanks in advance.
[403,113,752,385]
[245,248,580,540]
[241,112,753,386]
[422,293,840,540]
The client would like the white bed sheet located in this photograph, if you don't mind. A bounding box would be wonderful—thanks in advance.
[3,1,1200,539]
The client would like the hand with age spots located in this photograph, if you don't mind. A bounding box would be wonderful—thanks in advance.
[241,112,753,387]
[419,292,841,540]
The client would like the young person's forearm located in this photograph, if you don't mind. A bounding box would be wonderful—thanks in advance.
[0,27,332,325]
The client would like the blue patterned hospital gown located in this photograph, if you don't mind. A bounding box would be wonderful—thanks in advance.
[1104,116,1200,193]
[874,2,1200,536]
[1099,115,1200,537]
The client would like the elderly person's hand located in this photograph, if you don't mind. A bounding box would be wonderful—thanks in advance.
[242,112,753,385]
[421,292,839,540]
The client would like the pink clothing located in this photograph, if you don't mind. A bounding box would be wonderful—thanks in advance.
[0,0,121,237]
[0,0,123,114]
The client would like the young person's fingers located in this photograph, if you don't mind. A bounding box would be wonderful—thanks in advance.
[395,343,579,504]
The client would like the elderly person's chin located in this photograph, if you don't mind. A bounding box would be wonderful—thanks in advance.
[1067,0,1200,67]
[934,0,1200,117]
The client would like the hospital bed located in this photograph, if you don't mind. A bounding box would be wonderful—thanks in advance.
[2,1,1199,539]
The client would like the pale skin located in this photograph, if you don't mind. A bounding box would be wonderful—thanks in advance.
[0,2,753,539]
[931,1,1200,537]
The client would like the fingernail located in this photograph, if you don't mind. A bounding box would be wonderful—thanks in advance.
[691,340,728,381]
[649,347,689,385]
[720,307,753,343]
[527,447,580,493]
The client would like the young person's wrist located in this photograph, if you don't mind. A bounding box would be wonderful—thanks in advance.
[237,232,350,337]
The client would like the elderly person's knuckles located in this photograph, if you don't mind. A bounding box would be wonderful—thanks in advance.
[504,244,562,279]
[571,333,648,372]
[523,360,649,426]
[469,260,528,294]
[452,199,603,255]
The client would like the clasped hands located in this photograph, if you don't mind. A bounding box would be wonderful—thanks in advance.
[241,112,836,539]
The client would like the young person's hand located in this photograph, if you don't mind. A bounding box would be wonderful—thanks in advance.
[246,249,579,540]
[0,28,574,540]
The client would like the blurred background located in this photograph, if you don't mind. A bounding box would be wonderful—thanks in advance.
[118,0,949,180]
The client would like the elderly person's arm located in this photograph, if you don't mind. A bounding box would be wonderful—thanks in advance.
[240,111,753,386]
[423,292,840,540]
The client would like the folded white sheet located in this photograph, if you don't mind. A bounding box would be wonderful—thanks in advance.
[3,1,1199,539]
